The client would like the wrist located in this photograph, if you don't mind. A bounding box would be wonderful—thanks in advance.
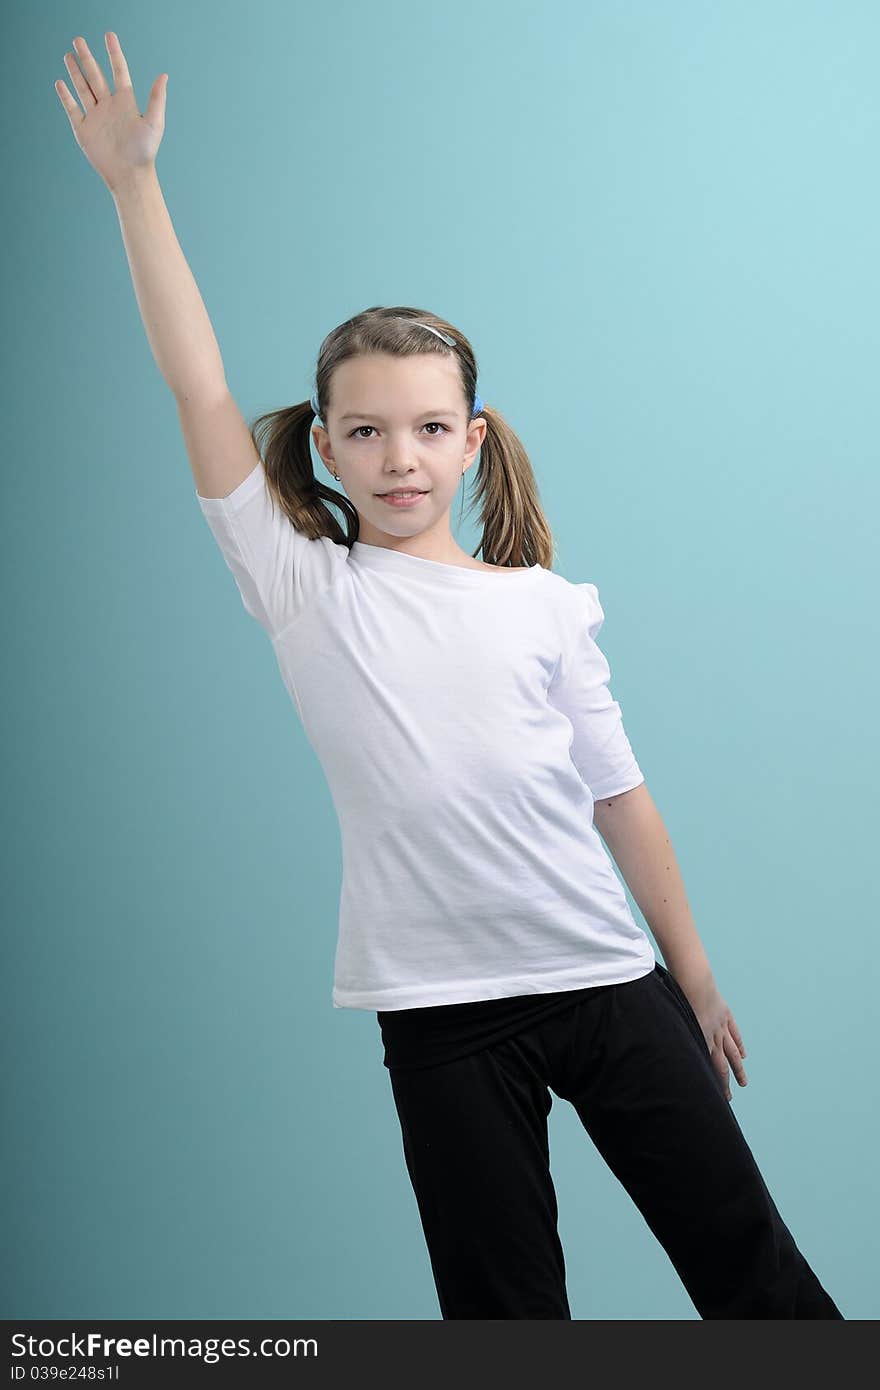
[660,942,715,995]
[110,164,160,202]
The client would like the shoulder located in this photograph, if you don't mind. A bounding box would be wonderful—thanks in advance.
[538,569,604,638]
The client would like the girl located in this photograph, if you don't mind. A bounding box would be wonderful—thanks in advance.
[56,33,843,1320]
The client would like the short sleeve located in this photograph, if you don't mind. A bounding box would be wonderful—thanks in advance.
[196,458,351,640]
[548,582,645,801]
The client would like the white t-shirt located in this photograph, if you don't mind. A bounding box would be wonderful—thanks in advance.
[196,459,656,1010]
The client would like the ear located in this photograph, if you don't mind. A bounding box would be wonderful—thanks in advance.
[464,416,488,462]
[312,424,331,459]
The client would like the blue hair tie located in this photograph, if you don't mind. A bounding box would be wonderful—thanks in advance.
[310,389,483,421]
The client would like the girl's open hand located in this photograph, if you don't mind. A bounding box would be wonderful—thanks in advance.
[54,32,167,193]
[687,978,749,1102]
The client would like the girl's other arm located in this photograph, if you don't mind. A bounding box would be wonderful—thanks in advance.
[56,33,260,500]
[113,170,260,500]
[593,783,713,988]
[594,783,748,1099]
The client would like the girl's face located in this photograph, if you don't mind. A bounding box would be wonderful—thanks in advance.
[311,353,487,549]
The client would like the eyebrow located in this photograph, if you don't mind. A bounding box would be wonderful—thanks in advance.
[339,409,460,422]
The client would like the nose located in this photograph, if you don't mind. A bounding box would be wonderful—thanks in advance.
[381,455,420,481]
[383,441,419,470]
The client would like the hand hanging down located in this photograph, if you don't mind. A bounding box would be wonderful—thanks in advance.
[592,783,748,1103]
[682,975,749,1102]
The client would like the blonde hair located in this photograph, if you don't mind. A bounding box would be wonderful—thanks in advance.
[248,305,556,569]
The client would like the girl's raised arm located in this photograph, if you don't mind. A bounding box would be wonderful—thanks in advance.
[55,31,260,500]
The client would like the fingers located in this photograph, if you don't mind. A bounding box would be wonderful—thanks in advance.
[712,1051,732,1102]
[725,1032,748,1089]
[55,32,132,123]
[105,31,133,92]
[54,77,83,127]
[724,1010,748,1096]
[61,48,94,110]
[712,1031,748,1102]
[71,35,111,101]
[712,1006,749,1102]
[727,1012,747,1058]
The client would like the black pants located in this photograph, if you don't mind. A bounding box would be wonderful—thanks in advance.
[387,962,843,1319]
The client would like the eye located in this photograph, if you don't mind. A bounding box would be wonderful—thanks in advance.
[347,422,450,439]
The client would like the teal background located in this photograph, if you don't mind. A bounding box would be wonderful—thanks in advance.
[4,0,877,1319]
